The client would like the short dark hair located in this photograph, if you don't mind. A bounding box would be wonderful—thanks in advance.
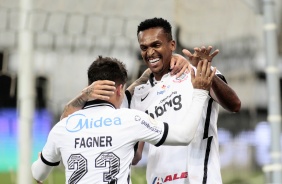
[87,56,128,86]
[137,17,173,41]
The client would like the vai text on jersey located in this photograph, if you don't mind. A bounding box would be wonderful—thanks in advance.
[66,113,121,132]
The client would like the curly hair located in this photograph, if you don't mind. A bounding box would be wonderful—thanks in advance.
[137,17,173,41]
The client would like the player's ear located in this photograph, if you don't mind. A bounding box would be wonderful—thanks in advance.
[116,84,123,96]
[170,40,176,52]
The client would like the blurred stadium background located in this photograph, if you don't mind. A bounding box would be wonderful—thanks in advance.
[0,0,282,183]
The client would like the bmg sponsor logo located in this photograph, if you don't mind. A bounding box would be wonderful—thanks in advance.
[145,94,182,119]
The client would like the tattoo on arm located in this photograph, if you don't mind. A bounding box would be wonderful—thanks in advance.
[60,92,88,120]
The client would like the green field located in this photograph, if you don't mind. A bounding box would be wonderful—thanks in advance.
[0,167,264,184]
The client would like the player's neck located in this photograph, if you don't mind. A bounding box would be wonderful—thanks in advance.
[153,69,170,81]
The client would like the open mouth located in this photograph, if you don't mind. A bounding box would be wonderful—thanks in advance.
[148,58,160,64]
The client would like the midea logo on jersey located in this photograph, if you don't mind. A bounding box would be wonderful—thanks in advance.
[66,113,121,132]
[145,92,182,119]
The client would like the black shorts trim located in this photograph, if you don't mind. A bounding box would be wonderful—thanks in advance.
[155,122,168,147]
[41,153,60,166]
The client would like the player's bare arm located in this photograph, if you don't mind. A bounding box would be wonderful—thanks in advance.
[182,46,241,113]
[127,68,151,95]
[60,80,116,120]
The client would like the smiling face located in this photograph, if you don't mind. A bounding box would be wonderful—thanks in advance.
[138,27,176,81]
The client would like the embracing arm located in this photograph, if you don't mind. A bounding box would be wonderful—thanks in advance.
[60,80,116,120]
[127,68,151,96]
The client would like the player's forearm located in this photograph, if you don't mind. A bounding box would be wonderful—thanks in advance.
[132,141,145,165]
[127,68,151,95]
[164,89,209,145]
[211,75,241,112]
[31,158,53,182]
[60,92,88,120]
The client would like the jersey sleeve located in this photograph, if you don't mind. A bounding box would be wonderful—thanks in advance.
[41,126,61,166]
[129,110,168,147]
[211,66,227,84]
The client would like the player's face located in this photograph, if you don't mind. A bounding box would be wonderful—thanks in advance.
[138,28,176,80]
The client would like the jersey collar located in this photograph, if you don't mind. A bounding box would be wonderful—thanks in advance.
[149,72,170,87]
[83,100,116,109]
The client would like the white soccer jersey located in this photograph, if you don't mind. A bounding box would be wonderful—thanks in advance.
[129,68,223,184]
[40,100,168,184]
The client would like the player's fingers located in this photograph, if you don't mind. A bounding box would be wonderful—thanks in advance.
[93,81,116,92]
[193,47,201,56]
[99,84,116,91]
[94,80,115,87]
[170,56,177,70]
[96,89,115,96]
[206,46,212,55]
[200,46,206,53]
[201,59,208,78]
[190,68,195,81]
[209,67,217,82]
[210,49,219,59]
[170,59,181,75]
[196,60,203,77]
[206,62,212,77]
[182,49,193,58]
[94,94,111,100]
[175,62,189,78]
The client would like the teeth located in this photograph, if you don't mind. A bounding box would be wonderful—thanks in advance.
[149,58,159,63]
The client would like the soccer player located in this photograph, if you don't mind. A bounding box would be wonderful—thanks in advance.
[31,56,215,184]
[132,18,241,184]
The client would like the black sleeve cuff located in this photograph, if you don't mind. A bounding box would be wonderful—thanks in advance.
[155,123,169,147]
[216,74,227,84]
[41,153,60,166]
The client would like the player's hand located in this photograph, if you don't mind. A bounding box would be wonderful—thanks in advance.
[82,80,116,101]
[191,59,216,91]
[170,53,192,78]
[182,46,219,67]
